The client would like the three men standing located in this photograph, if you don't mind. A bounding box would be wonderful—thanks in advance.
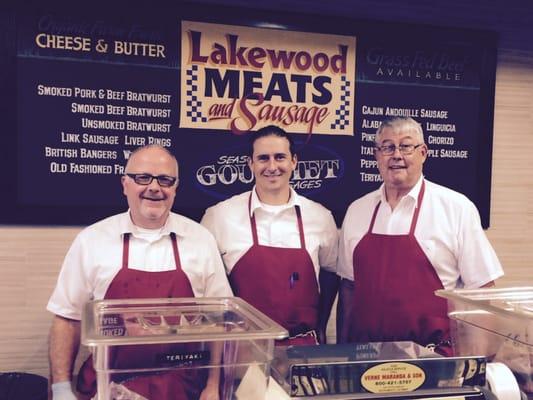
[48,119,504,399]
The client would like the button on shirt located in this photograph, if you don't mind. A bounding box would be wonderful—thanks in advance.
[201,188,338,279]
[337,177,503,289]
[47,211,232,320]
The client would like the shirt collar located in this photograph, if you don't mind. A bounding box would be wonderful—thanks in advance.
[249,186,301,217]
[378,175,425,208]
[119,210,186,238]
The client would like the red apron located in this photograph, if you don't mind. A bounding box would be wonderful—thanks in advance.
[77,233,206,399]
[229,195,319,346]
[349,181,452,356]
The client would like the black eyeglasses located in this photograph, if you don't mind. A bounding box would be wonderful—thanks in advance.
[375,143,423,156]
[125,173,177,187]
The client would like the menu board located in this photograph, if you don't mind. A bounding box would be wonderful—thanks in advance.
[0,4,497,226]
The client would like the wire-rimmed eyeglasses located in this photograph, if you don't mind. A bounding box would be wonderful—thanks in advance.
[375,143,423,156]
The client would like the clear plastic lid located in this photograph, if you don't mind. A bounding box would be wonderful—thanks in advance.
[82,297,288,346]
[436,286,533,319]
[436,286,533,348]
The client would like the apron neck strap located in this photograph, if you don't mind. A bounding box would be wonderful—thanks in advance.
[122,233,130,269]
[368,179,426,235]
[368,201,381,234]
[409,180,425,235]
[248,195,260,246]
[121,231,182,270]
[169,232,183,270]
[248,193,306,249]
[295,205,306,249]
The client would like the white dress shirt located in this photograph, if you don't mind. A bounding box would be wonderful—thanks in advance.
[201,187,339,280]
[47,211,232,320]
[337,176,504,289]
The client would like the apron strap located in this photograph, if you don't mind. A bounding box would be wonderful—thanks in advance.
[367,180,426,235]
[248,195,260,246]
[248,193,306,249]
[121,232,182,270]
[295,205,306,249]
[409,180,426,235]
[169,232,183,271]
[367,201,381,234]
[122,233,130,269]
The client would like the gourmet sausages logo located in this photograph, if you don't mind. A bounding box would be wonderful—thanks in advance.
[180,21,356,136]
[195,144,344,199]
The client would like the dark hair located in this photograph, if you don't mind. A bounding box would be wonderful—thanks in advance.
[248,125,296,157]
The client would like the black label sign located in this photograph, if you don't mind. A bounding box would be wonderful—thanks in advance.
[156,350,211,366]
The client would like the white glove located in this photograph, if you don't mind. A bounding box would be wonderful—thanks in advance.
[51,381,78,400]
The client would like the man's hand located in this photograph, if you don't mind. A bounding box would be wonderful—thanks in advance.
[51,381,77,400]
[337,278,354,343]
[199,381,219,400]
[200,341,222,400]
[317,269,340,344]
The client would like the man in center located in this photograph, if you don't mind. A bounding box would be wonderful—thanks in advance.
[201,125,339,345]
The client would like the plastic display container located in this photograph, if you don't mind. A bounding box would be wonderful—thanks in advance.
[81,297,288,400]
[436,287,533,398]
[270,342,486,398]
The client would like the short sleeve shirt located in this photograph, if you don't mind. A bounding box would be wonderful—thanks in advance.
[47,211,232,320]
[337,177,504,289]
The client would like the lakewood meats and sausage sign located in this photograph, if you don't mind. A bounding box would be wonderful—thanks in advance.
[179,21,356,136]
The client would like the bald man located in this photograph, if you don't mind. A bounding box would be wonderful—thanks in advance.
[47,145,231,400]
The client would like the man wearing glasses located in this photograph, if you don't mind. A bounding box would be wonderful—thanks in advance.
[336,117,503,355]
[47,145,231,400]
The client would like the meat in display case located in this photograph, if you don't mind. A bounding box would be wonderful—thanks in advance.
[81,297,288,400]
[436,286,533,399]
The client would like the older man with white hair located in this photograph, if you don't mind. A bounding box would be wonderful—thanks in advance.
[336,117,503,355]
